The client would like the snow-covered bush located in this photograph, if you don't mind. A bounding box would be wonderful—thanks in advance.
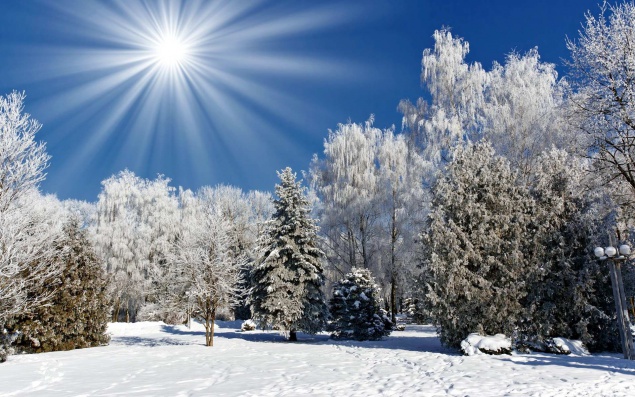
[8,220,110,353]
[241,319,256,331]
[0,330,16,363]
[515,335,589,355]
[328,268,392,341]
[460,333,512,356]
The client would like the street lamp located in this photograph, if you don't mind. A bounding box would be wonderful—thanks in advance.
[593,242,635,360]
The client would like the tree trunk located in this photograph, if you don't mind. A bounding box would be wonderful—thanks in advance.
[390,274,397,325]
[205,308,216,347]
[390,188,398,325]
[205,315,211,347]
[289,329,297,341]
[347,225,356,269]
[360,215,368,269]
[112,297,120,322]
[210,308,216,347]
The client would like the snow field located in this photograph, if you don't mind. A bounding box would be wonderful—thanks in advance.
[1,321,634,396]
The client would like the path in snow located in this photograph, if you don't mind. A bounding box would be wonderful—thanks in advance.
[1,321,635,396]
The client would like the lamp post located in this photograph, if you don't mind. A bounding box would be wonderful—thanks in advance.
[593,243,635,360]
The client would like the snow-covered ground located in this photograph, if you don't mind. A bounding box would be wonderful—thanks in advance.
[1,321,635,396]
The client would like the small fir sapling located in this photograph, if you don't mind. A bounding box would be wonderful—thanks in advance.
[329,267,392,341]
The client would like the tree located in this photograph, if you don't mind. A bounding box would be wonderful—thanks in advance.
[8,219,110,353]
[399,29,486,166]
[566,1,635,201]
[0,91,53,323]
[310,118,383,276]
[250,168,328,341]
[0,91,57,362]
[91,170,179,322]
[400,29,575,175]
[197,186,270,320]
[482,49,574,177]
[0,91,50,211]
[166,190,243,347]
[523,149,619,351]
[328,267,392,341]
[421,142,538,348]
[0,193,62,322]
[376,130,427,323]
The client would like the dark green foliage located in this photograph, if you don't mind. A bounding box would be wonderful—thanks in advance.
[9,220,110,353]
[249,168,328,339]
[522,150,619,352]
[329,268,392,341]
[421,142,538,348]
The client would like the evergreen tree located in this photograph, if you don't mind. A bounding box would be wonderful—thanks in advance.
[9,219,110,353]
[523,149,619,352]
[249,167,328,341]
[421,142,539,348]
[328,267,392,341]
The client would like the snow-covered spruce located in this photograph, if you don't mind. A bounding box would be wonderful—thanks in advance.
[328,267,392,341]
[249,168,328,341]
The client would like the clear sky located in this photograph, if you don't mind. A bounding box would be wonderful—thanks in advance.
[0,0,602,201]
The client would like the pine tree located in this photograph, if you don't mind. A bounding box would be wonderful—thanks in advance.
[328,267,392,341]
[249,167,328,341]
[9,219,110,353]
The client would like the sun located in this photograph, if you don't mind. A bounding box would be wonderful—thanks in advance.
[153,34,189,68]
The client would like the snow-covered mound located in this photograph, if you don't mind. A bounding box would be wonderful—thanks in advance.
[550,337,589,355]
[461,333,512,355]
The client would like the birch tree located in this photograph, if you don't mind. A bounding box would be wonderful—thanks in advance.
[167,191,243,347]
[91,170,179,322]
[309,118,382,275]
[567,1,635,203]
[0,91,50,211]
[376,130,427,323]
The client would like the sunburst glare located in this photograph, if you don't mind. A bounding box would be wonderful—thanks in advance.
[22,0,360,197]
[153,34,189,68]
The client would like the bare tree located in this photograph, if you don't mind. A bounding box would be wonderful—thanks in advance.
[167,190,244,347]
[567,2,635,200]
[0,193,66,327]
[0,91,49,211]
[0,91,57,342]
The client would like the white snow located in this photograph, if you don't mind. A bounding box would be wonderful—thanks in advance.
[461,333,512,356]
[552,337,589,356]
[1,321,635,396]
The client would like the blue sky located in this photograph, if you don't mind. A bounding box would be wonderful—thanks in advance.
[0,0,601,201]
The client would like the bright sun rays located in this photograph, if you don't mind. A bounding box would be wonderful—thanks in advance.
[31,0,358,195]
[153,34,189,68]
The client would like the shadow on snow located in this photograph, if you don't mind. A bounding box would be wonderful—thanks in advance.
[500,353,635,377]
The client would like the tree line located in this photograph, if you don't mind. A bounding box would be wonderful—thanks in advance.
[3,1,635,359]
